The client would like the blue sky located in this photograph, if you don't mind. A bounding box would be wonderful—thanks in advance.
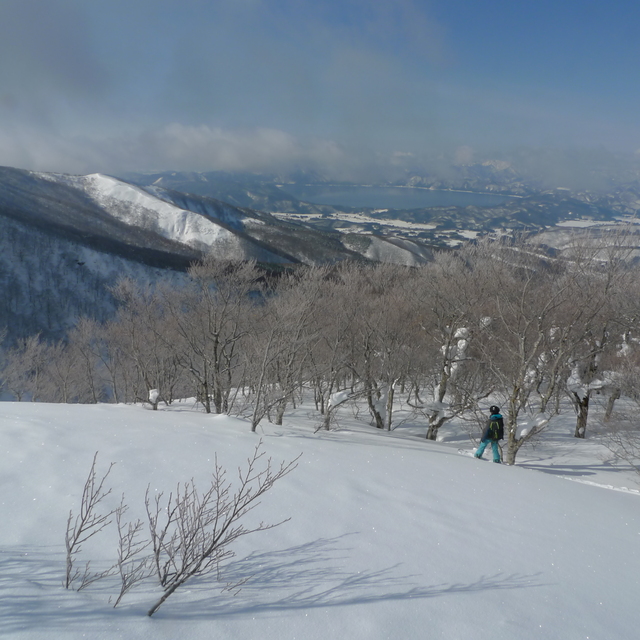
[0,0,638,179]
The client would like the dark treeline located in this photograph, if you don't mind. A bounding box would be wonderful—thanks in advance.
[2,235,640,465]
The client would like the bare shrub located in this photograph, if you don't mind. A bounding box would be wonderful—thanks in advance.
[112,499,152,607]
[144,442,298,616]
[64,453,117,590]
[602,410,640,476]
[64,445,297,614]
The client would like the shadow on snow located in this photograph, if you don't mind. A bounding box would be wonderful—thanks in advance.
[0,536,548,629]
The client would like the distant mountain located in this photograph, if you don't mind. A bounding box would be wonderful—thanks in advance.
[4,163,639,343]
[122,170,341,215]
[122,169,640,249]
[0,167,434,342]
[0,167,437,266]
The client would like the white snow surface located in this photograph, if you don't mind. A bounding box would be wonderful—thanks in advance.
[363,236,427,266]
[2,400,640,639]
[45,173,236,250]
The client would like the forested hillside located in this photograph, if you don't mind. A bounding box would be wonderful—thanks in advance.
[0,167,437,342]
[0,216,189,341]
[3,235,639,465]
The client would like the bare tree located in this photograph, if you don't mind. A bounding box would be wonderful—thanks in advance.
[466,234,634,462]
[597,249,640,422]
[333,263,416,430]
[470,238,582,464]
[2,334,48,401]
[264,268,325,425]
[110,279,186,409]
[65,318,110,404]
[237,266,331,431]
[600,323,640,472]
[112,499,152,607]
[145,442,298,616]
[409,250,493,440]
[162,257,259,414]
[243,300,313,431]
[65,453,117,590]
[2,329,106,404]
[305,265,363,430]
[38,337,104,404]
[601,373,640,474]
[559,231,634,438]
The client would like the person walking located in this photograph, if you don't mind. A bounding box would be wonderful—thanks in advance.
[475,405,504,463]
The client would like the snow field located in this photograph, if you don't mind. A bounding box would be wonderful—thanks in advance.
[1,401,639,639]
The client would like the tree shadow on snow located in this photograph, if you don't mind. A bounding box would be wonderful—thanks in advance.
[0,546,119,635]
[159,534,547,619]
[0,537,548,627]
[518,460,634,477]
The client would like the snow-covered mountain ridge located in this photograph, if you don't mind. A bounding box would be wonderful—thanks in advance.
[4,166,429,266]
[37,171,294,262]
[0,166,432,342]
[125,168,640,249]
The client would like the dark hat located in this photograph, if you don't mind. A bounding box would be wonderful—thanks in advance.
[489,405,500,414]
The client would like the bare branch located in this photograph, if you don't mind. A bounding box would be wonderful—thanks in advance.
[64,452,117,590]
[146,441,298,616]
[113,497,152,607]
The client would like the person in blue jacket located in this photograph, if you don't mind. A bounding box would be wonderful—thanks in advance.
[475,405,504,463]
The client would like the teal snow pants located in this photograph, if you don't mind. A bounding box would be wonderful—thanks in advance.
[475,439,501,463]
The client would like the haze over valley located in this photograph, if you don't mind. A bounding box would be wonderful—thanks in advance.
[1,155,640,346]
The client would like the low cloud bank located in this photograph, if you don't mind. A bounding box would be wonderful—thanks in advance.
[1,120,639,192]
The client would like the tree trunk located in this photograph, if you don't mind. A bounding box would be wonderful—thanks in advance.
[504,435,519,465]
[148,581,184,617]
[322,409,332,431]
[426,413,447,440]
[385,382,396,431]
[366,387,385,429]
[604,388,620,422]
[274,398,287,425]
[572,391,590,438]
[504,419,523,465]
[201,379,211,414]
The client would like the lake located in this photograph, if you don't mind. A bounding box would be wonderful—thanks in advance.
[282,185,515,210]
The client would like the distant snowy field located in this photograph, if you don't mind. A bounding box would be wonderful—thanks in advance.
[2,400,639,640]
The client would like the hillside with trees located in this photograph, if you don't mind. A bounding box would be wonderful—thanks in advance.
[3,234,639,465]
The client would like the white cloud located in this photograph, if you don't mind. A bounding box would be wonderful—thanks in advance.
[0,122,351,177]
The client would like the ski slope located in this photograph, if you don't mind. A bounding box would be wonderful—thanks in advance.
[1,400,639,639]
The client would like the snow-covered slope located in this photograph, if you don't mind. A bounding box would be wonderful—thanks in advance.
[361,234,434,266]
[1,400,639,640]
[0,166,379,340]
[1,166,437,269]
[41,172,292,262]
[74,173,234,248]
[0,215,190,341]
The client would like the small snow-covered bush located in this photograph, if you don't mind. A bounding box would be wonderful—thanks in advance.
[64,444,298,616]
